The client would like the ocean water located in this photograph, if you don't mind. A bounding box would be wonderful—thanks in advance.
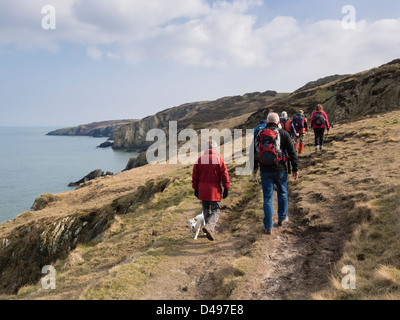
[0,127,138,223]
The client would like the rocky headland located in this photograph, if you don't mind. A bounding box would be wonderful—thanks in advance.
[47,119,137,139]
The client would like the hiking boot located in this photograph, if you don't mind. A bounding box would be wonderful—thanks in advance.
[264,229,272,235]
[315,145,319,152]
[278,216,289,227]
[320,145,324,151]
[202,226,215,241]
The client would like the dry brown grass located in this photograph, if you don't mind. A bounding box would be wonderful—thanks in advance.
[2,110,400,300]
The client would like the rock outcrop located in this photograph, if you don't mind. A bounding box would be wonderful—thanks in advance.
[97,141,113,148]
[31,194,58,211]
[123,152,148,171]
[68,169,113,187]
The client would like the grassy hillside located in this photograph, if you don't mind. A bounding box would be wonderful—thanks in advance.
[2,110,400,300]
[242,59,400,129]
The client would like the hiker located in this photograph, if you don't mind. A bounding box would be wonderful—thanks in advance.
[280,111,294,174]
[311,104,330,151]
[291,110,308,154]
[192,140,230,241]
[253,119,266,135]
[252,113,299,235]
[279,111,292,133]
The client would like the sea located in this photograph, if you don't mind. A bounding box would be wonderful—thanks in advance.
[0,127,139,223]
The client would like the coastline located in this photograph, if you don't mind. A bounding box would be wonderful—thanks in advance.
[0,127,138,223]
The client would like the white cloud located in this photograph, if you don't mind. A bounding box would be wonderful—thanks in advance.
[1,0,400,75]
[86,46,103,60]
[106,51,121,60]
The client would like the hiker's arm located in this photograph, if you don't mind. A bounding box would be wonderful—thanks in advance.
[219,159,230,190]
[250,136,259,173]
[324,113,330,130]
[192,163,199,190]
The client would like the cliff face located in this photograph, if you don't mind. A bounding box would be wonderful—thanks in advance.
[0,176,171,294]
[112,91,284,150]
[47,120,137,138]
[242,59,400,128]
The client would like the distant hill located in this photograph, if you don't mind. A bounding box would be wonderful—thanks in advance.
[241,59,400,129]
[46,119,137,138]
[112,90,288,151]
[293,74,349,93]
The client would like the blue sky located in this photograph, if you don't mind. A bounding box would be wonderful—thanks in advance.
[1,0,400,126]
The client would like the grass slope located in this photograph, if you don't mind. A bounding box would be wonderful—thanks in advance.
[2,111,400,300]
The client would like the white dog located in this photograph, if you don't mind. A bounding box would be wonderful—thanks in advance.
[188,212,205,240]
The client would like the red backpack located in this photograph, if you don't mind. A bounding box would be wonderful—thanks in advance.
[255,128,283,165]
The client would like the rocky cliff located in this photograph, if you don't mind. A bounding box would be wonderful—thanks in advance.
[112,91,285,151]
[47,119,137,138]
[0,172,171,294]
[242,59,400,128]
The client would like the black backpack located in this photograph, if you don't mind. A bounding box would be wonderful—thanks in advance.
[313,112,326,126]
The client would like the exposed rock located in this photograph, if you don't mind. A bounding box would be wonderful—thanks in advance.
[112,90,285,151]
[123,152,148,171]
[0,177,170,294]
[31,194,57,211]
[68,169,113,187]
[2,238,11,249]
[97,141,113,148]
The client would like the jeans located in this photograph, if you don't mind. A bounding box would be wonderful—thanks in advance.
[260,171,288,231]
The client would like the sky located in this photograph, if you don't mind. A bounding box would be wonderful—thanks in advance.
[1,0,400,126]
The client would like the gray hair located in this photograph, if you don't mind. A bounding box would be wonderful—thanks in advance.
[281,111,288,118]
[267,112,280,124]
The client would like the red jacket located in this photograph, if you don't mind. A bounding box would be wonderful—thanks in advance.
[192,149,230,201]
[311,111,330,129]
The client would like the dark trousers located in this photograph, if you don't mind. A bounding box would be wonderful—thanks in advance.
[201,201,221,233]
[314,128,325,146]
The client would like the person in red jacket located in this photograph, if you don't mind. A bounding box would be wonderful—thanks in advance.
[192,140,230,241]
[311,104,330,151]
